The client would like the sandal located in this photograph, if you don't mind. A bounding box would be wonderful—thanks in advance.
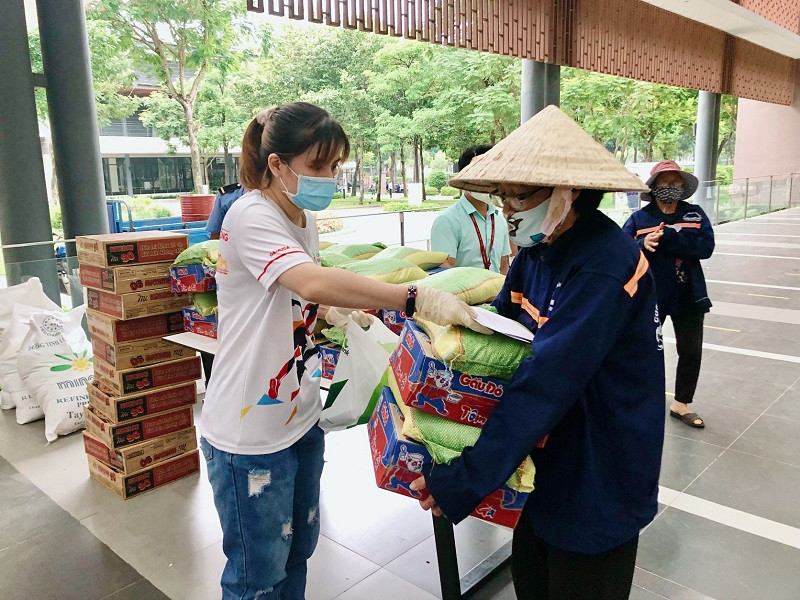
[670,410,705,429]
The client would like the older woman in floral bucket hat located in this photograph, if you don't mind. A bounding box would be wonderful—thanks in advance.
[409,106,666,600]
[623,160,715,429]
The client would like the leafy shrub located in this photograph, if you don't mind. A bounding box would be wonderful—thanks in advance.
[425,186,440,196]
[50,206,62,232]
[427,170,448,190]
[717,165,734,186]
[440,186,460,198]
[332,192,344,199]
[316,212,343,233]
[382,201,413,212]
[127,196,173,219]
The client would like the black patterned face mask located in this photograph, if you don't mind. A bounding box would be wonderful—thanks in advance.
[652,186,684,205]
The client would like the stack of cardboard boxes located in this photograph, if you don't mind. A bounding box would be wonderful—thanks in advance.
[368,319,535,528]
[76,232,204,499]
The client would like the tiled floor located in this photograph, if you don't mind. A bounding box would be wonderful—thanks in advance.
[3,207,800,599]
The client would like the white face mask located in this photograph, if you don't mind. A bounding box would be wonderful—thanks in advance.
[469,191,493,205]
[507,197,552,247]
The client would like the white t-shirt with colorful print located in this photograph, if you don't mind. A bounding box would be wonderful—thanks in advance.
[200,190,322,455]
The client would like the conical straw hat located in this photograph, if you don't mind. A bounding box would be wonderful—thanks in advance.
[449,105,649,193]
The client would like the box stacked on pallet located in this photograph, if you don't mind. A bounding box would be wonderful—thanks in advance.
[168,240,219,339]
[368,319,537,528]
[77,232,202,499]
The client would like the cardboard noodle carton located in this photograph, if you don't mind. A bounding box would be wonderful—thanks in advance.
[87,450,200,499]
[92,355,202,396]
[169,264,217,294]
[77,232,188,268]
[79,262,172,294]
[83,426,197,473]
[86,287,191,320]
[87,380,197,424]
[86,309,185,346]
[84,404,194,449]
[91,335,194,371]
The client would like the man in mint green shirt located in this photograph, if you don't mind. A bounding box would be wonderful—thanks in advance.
[431,145,511,274]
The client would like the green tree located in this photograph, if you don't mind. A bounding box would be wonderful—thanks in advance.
[28,21,141,125]
[88,0,245,191]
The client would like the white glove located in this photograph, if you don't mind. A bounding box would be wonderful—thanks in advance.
[415,287,492,334]
[325,307,374,329]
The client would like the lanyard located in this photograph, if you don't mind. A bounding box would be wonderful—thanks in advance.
[469,213,495,271]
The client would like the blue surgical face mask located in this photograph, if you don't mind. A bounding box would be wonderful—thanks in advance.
[280,165,338,211]
[506,197,552,247]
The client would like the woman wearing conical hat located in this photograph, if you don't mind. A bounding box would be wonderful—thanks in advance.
[410,106,666,600]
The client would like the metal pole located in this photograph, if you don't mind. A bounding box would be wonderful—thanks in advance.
[0,0,60,300]
[432,515,462,600]
[544,62,561,107]
[399,211,406,246]
[37,0,110,261]
[715,182,721,225]
[744,178,749,220]
[790,174,794,208]
[768,175,773,212]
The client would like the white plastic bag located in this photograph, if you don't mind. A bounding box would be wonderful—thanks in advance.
[0,301,60,410]
[319,315,398,432]
[0,278,53,335]
[17,306,93,441]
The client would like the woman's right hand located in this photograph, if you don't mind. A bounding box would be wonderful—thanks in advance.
[643,223,665,252]
[415,287,492,334]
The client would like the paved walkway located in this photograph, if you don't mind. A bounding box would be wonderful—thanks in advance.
[2,207,800,599]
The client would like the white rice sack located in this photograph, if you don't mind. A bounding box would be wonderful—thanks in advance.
[17,306,93,441]
[0,278,53,335]
[0,301,60,410]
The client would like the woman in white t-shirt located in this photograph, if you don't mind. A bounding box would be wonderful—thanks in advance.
[200,102,488,600]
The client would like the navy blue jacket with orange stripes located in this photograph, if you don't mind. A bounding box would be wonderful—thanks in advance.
[622,201,714,318]
[425,209,666,554]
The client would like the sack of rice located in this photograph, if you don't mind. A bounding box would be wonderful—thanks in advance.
[416,267,505,305]
[416,317,531,381]
[371,247,449,271]
[320,251,353,268]
[339,258,428,284]
[172,240,219,267]
[17,305,93,441]
[0,301,60,410]
[319,241,335,251]
[387,370,534,492]
[192,291,218,317]
[323,243,385,261]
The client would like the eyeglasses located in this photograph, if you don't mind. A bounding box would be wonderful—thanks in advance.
[490,186,547,211]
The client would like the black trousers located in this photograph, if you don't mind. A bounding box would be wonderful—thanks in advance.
[664,309,705,405]
[511,516,639,600]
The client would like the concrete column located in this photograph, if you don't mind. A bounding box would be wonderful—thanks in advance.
[124,155,134,195]
[544,62,561,108]
[521,60,560,123]
[0,1,60,299]
[693,90,721,214]
[37,0,109,260]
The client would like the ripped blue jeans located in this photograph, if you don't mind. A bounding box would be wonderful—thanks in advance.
[201,426,325,600]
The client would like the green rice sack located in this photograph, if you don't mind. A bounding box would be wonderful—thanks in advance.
[324,243,384,261]
[172,240,219,268]
[192,291,218,317]
[417,318,532,381]
[371,247,449,270]
[320,251,353,268]
[416,267,505,305]
[321,326,346,347]
[339,258,428,284]
[319,241,335,250]
[386,372,534,492]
